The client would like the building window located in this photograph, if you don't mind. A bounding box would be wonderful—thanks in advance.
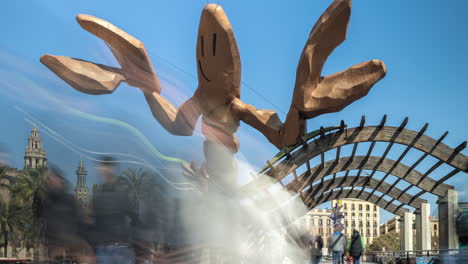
[359,213,363,219]
[345,220,348,226]
[359,221,363,227]
[374,229,378,236]
[344,212,348,217]
[374,222,377,227]
[359,204,363,211]
[352,213,355,220]
[366,222,370,227]
[366,213,370,219]
[374,213,377,218]
[434,224,437,231]
[352,204,355,210]
[319,219,323,226]
[327,219,331,226]
[319,228,323,235]
[344,203,348,210]
[366,204,370,211]
[327,228,331,235]
[374,205,377,211]
[352,221,356,227]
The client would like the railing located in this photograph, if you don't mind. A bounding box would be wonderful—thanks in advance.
[370,248,468,264]
[0,259,31,264]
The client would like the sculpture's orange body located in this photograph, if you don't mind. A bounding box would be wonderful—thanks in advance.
[40,0,386,184]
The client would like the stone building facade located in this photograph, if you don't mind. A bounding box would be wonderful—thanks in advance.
[1,128,88,259]
[331,198,381,245]
[0,128,50,259]
[303,208,333,244]
[380,216,402,235]
[380,215,439,249]
[24,128,47,169]
[1,128,47,203]
[302,198,381,250]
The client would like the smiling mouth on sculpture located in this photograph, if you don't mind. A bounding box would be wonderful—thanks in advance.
[198,60,211,82]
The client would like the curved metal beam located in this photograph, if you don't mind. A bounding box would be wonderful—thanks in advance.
[286,156,453,197]
[264,126,467,182]
[301,176,427,209]
[306,188,410,216]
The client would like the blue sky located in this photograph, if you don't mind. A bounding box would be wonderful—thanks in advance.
[0,0,467,223]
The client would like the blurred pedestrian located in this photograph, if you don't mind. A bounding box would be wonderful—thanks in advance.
[91,156,138,264]
[347,229,365,264]
[37,165,94,263]
[311,235,323,264]
[328,224,347,264]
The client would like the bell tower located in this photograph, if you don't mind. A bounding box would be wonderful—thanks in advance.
[24,128,47,169]
[74,160,89,208]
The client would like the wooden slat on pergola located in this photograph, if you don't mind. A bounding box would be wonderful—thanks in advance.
[243,116,468,216]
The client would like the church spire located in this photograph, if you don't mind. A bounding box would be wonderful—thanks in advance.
[24,128,47,169]
[74,159,89,208]
[76,159,87,187]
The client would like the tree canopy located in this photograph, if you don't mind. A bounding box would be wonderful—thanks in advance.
[367,231,399,252]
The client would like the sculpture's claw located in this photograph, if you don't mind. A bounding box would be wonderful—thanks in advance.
[41,14,162,95]
[76,14,161,94]
[294,0,351,87]
[301,59,387,119]
[40,54,125,95]
[291,0,386,119]
[76,14,152,74]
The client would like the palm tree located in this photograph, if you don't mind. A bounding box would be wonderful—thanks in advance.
[0,199,30,257]
[9,231,22,258]
[10,168,48,263]
[0,166,10,186]
[22,224,35,258]
[0,166,15,203]
[122,168,167,254]
[121,167,158,213]
[10,168,48,204]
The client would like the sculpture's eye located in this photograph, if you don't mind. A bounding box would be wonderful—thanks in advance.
[213,33,217,56]
[201,35,205,57]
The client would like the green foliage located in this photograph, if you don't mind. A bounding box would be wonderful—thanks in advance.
[121,167,164,210]
[367,231,399,252]
[10,168,48,204]
[5,168,47,261]
[0,166,14,188]
[0,199,31,257]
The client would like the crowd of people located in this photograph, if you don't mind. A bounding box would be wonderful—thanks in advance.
[3,143,468,264]
[35,157,148,264]
[303,224,365,264]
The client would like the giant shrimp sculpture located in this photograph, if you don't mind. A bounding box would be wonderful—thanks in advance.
[41,0,386,188]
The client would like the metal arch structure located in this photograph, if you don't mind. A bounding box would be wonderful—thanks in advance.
[285,156,453,197]
[243,115,468,214]
[300,176,428,211]
[305,188,411,216]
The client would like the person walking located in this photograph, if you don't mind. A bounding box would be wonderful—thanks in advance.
[311,235,324,264]
[91,156,139,264]
[328,224,347,264]
[37,166,94,263]
[347,230,365,264]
